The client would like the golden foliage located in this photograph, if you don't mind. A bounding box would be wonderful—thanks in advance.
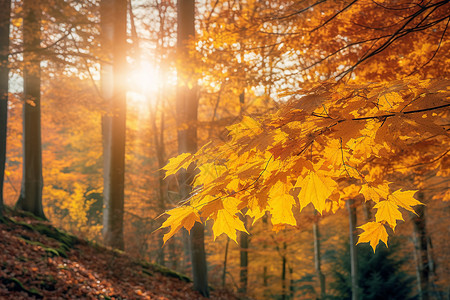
[161,78,448,252]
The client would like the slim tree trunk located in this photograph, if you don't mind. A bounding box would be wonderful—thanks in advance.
[262,215,268,289]
[238,93,248,295]
[412,228,423,300]
[412,192,430,300]
[347,199,359,300]
[0,0,11,216]
[154,109,166,265]
[177,0,208,296]
[149,74,167,265]
[281,241,287,300]
[16,0,45,219]
[289,267,294,299]
[101,0,127,250]
[168,236,177,270]
[239,216,249,294]
[362,199,372,221]
[222,237,230,288]
[313,215,326,299]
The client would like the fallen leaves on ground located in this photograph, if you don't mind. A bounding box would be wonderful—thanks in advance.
[0,210,237,300]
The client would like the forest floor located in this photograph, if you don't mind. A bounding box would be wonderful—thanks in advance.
[0,208,238,299]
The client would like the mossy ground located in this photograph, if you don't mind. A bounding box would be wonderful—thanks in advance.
[0,207,236,299]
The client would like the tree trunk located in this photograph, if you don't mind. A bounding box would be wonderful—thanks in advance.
[150,94,167,265]
[101,0,127,250]
[362,198,373,221]
[222,237,230,288]
[0,0,11,216]
[412,192,430,300]
[238,92,248,295]
[313,215,326,299]
[289,266,294,300]
[239,216,249,294]
[155,116,166,266]
[347,199,359,300]
[168,237,178,270]
[16,0,45,219]
[262,215,268,289]
[281,241,287,300]
[177,0,209,297]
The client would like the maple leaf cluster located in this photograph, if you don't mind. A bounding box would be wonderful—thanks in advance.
[162,78,449,251]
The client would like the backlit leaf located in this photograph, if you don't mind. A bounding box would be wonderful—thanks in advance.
[162,153,193,179]
[360,183,390,203]
[389,189,422,213]
[296,171,337,214]
[161,206,200,243]
[212,204,248,242]
[268,181,296,226]
[357,222,389,252]
[374,200,404,229]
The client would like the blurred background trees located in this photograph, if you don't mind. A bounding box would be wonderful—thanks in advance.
[1,0,448,298]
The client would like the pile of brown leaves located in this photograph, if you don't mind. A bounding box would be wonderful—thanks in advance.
[0,210,237,299]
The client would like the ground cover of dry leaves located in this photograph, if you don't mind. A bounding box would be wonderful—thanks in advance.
[0,210,238,299]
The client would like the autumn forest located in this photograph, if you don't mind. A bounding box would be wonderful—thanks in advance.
[0,0,449,299]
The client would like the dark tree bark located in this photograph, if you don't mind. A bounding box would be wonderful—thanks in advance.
[347,199,359,300]
[238,93,248,295]
[289,267,294,299]
[15,0,45,219]
[239,217,249,294]
[222,237,230,288]
[101,0,127,250]
[281,241,287,300]
[262,215,269,289]
[0,0,11,217]
[313,215,326,299]
[153,104,166,265]
[362,199,373,221]
[412,192,430,300]
[176,0,209,297]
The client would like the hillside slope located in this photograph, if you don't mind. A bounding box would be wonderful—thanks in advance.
[0,210,237,299]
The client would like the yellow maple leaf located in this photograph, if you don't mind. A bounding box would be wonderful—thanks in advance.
[357,221,389,252]
[296,171,337,214]
[161,206,200,243]
[227,116,262,142]
[212,208,248,242]
[360,183,390,203]
[377,92,403,110]
[341,184,360,200]
[322,139,343,172]
[226,178,240,192]
[193,162,226,187]
[268,181,297,226]
[374,200,404,229]
[162,153,193,179]
[388,189,422,213]
[246,195,267,224]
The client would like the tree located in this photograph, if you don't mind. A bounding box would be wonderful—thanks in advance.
[161,2,449,289]
[328,241,417,300]
[161,78,449,253]
[15,0,46,219]
[0,0,11,217]
[176,0,209,296]
[100,0,127,250]
[411,193,431,300]
[347,199,360,300]
[313,213,326,299]
[239,216,249,294]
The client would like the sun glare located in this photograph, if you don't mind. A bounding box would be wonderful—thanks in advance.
[128,61,161,108]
